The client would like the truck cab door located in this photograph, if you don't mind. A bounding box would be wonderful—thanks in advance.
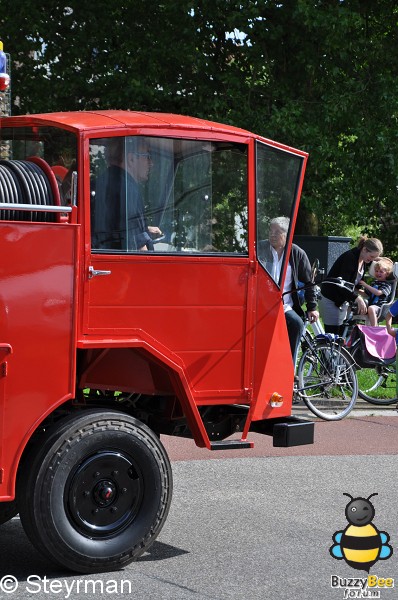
[83,134,252,403]
[250,140,308,419]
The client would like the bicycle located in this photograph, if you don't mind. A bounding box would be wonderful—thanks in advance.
[347,323,397,405]
[294,325,358,420]
[319,292,397,405]
[317,263,398,406]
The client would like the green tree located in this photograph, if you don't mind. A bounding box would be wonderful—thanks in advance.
[2,1,398,255]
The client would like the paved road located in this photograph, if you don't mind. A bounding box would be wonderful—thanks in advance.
[163,414,398,461]
[1,414,398,600]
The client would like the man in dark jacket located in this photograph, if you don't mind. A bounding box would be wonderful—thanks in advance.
[92,137,162,251]
[258,217,319,363]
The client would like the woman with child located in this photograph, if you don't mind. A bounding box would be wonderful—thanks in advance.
[319,236,384,335]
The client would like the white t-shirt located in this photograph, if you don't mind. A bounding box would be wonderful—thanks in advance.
[283,264,294,312]
[270,246,293,312]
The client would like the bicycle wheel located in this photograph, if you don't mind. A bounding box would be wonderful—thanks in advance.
[297,339,358,420]
[350,342,397,405]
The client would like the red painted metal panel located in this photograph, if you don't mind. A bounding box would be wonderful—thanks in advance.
[0,111,308,158]
[83,255,250,402]
[0,111,252,136]
[251,269,295,419]
[0,223,79,498]
[0,345,12,479]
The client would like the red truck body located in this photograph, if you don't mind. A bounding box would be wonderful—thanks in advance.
[0,111,313,572]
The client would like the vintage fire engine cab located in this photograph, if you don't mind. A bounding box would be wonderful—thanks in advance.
[0,111,313,572]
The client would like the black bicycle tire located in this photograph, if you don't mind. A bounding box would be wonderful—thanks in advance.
[297,339,358,420]
[350,342,398,405]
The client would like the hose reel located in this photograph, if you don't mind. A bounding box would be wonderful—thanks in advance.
[0,158,61,222]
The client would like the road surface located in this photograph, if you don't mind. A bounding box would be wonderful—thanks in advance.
[1,413,397,600]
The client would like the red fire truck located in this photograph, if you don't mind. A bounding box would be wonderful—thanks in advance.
[0,111,313,573]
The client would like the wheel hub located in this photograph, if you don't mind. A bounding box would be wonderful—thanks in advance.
[93,480,116,507]
[67,450,143,537]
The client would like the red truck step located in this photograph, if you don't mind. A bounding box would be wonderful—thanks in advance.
[210,440,253,450]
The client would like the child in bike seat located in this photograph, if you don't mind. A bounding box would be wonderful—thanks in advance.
[358,257,394,326]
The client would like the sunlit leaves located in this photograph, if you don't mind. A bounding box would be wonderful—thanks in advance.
[1,0,398,254]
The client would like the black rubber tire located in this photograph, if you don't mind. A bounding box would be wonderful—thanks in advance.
[297,339,358,420]
[350,343,398,405]
[17,410,172,573]
[0,500,18,525]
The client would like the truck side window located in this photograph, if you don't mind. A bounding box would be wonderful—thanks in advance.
[256,141,304,286]
[90,136,248,254]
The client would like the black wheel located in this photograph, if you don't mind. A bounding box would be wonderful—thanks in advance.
[297,339,358,420]
[350,342,398,405]
[17,410,172,573]
[0,500,18,525]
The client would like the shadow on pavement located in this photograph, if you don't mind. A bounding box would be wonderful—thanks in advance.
[0,517,188,579]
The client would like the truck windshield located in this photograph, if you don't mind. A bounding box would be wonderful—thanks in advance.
[0,126,77,207]
[89,136,248,254]
[256,141,304,286]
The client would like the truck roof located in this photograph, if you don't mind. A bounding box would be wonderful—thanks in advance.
[0,110,307,155]
[0,110,251,135]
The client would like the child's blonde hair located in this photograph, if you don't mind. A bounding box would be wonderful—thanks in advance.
[369,257,394,278]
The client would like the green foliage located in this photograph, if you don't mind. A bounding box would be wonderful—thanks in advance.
[2,0,398,256]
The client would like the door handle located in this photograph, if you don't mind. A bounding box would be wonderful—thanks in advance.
[89,266,112,279]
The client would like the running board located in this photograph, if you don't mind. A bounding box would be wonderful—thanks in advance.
[210,440,253,451]
[209,417,314,450]
[251,416,315,447]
